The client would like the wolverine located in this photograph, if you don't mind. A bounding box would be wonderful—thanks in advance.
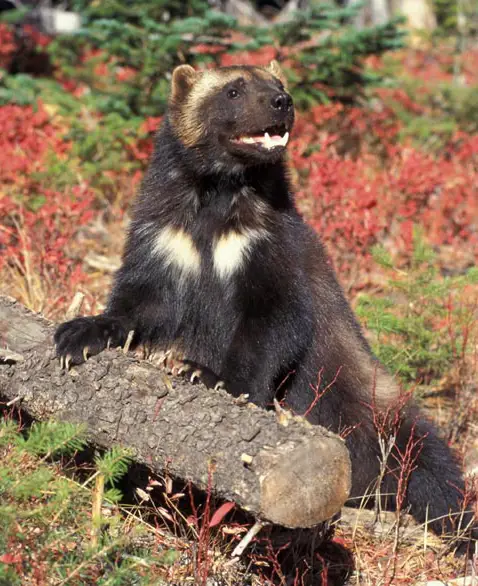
[55,62,475,539]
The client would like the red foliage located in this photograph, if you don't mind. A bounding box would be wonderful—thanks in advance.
[192,43,225,55]
[0,103,94,316]
[0,23,16,69]
[1,42,477,310]
[0,22,52,71]
[366,47,478,87]
[141,116,163,135]
[208,502,235,528]
[220,46,278,67]
[128,116,163,163]
[289,99,478,285]
[115,65,137,82]
[0,103,70,184]
[22,25,51,49]
[0,553,22,564]
[374,87,424,115]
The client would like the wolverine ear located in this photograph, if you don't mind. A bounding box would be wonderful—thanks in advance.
[267,60,288,89]
[170,64,197,103]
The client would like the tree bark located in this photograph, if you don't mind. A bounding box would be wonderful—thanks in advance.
[370,0,390,25]
[343,0,390,27]
[397,0,437,31]
[343,0,437,30]
[222,0,269,26]
[0,295,351,530]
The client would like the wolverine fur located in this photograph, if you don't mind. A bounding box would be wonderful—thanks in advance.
[55,62,475,539]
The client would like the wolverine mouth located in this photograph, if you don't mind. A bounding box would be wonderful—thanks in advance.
[231,124,290,151]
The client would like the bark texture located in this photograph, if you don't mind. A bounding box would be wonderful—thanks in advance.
[344,0,437,30]
[0,295,351,529]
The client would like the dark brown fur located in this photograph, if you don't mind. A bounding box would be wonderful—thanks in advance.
[55,62,476,543]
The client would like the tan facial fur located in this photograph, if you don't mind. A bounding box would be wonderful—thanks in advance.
[169,62,288,147]
[266,60,288,89]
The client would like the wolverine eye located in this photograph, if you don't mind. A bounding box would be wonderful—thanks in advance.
[227,88,240,99]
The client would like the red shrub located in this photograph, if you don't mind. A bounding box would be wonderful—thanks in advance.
[0,103,94,316]
[290,100,478,287]
[0,103,70,184]
[0,22,52,71]
[220,46,278,67]
[0,23,16,69]
[1,45,477,311]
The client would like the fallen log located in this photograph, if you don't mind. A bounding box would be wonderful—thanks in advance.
[0,295,351,530]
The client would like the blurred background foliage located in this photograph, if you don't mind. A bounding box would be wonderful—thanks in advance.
[1,0,406,116]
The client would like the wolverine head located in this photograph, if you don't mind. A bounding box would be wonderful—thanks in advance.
[168,61,294,169]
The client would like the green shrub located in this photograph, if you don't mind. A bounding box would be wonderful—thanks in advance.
[37,0,406,116]
[433,0,478,35]
[356,229,478,387]
[0,1,406,196]
[0,418,175,584]
[435,83,478,134]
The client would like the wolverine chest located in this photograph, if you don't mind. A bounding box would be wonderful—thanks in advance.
[151,223,270,282]
[142,221,272,369]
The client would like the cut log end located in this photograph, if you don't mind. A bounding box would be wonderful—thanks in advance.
[259,437,351,528]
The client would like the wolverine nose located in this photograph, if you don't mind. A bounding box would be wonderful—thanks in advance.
[270,92,293,112]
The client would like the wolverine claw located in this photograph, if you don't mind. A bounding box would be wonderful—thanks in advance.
[214,380,226,392]
[156,350,171,366]
[54,315,127,369]
[178,363,192,375]
[164,351,185,375]
[190,369,202,383]
[234,394,250,406]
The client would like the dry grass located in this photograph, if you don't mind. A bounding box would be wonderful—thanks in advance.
[2,201,477,584]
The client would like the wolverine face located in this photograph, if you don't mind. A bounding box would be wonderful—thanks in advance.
[168,62,294,169]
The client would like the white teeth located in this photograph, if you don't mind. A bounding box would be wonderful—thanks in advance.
[238,130,290,149]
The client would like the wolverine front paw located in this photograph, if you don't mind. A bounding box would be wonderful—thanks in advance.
[54,316,128,367]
